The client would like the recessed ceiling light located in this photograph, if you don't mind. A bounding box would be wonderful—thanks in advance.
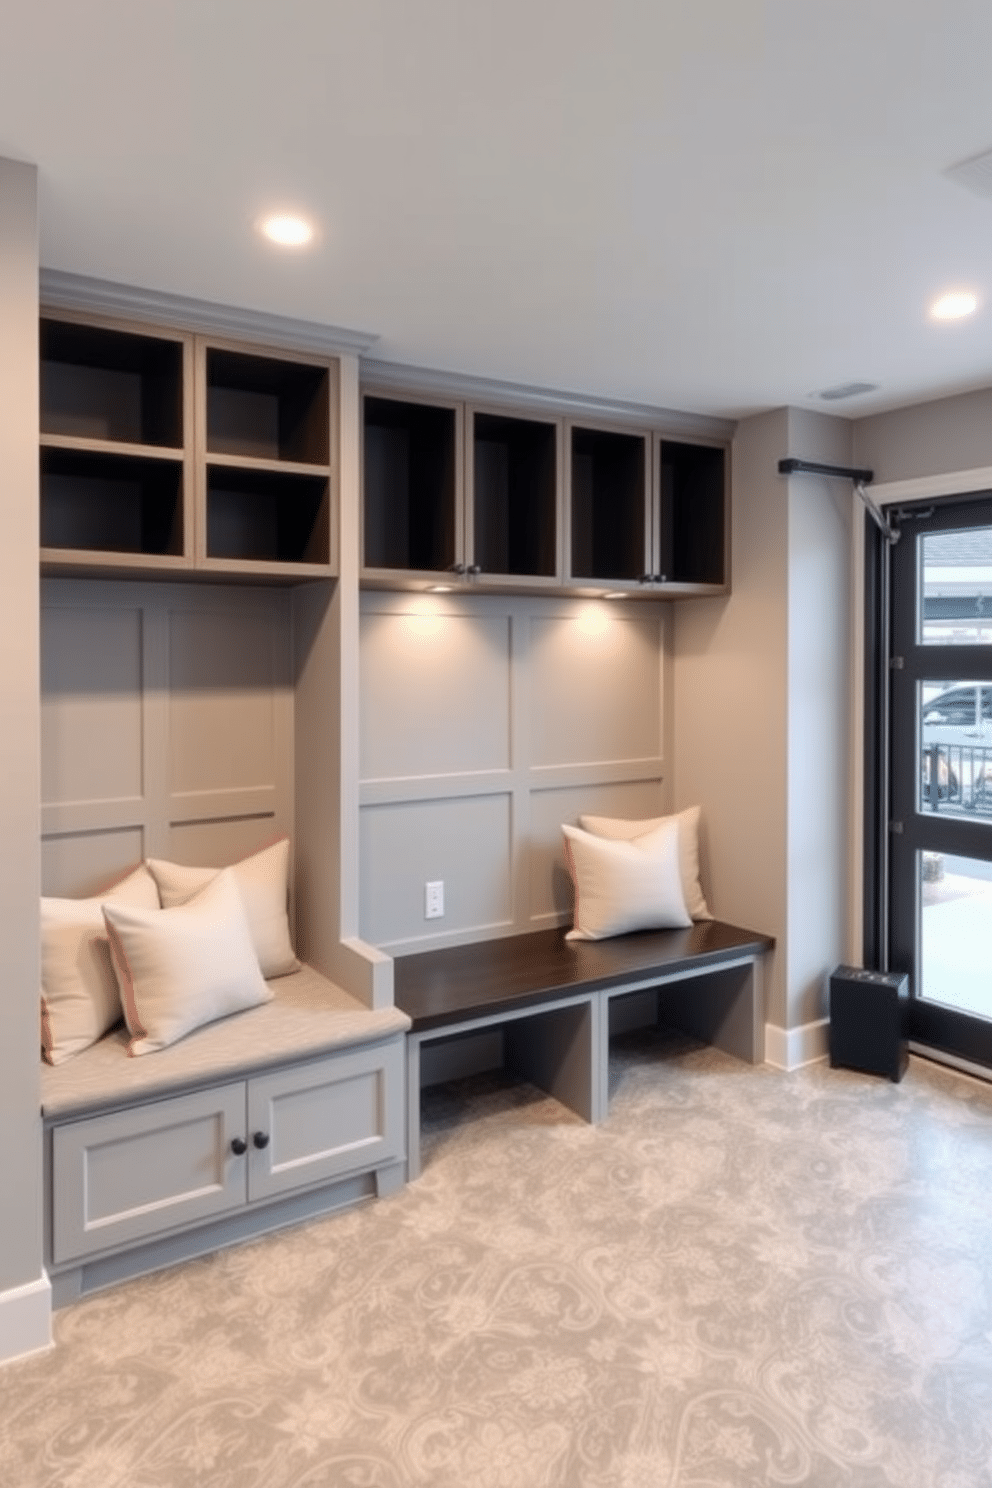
[930,290,978,321]
[259,214,314,248]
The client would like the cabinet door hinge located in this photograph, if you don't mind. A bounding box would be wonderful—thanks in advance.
[889,820,904,834]
[889,656,904,670]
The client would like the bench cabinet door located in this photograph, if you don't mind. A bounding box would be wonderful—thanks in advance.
[51,1083,246,1264]
[246,1039,405,1203]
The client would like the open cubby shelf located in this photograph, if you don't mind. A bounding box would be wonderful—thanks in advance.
[206,349,330,465]
[40,447,184,556]
[363,396,457,572]
[659,440,726,587]
[205,466,330,566]
[472,412,557,578]
[40,318,184,449]
[570,427,649,581]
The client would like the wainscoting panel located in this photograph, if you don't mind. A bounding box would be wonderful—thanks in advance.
[528,611,663,767]
[360,608,511,781]
[359,792,513,949]
[359,592,670,952]
[41,579,294,897]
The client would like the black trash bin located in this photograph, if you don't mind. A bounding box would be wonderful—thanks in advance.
[829,965,909,1082]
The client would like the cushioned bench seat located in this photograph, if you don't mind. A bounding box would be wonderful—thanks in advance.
[42,963,411,1120]
[43,965,412,1305]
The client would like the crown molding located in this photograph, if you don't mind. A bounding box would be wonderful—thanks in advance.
[39,270,379,358]
[360,358,735,441]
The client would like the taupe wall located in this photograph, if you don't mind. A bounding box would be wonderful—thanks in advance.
[40,580,295,898]
[672,410,790,1022]
[672,407,852,1044]
[0,160,43,1319]
[855,389,992,483]
[785,409,852,1028]
[359,591,673,952]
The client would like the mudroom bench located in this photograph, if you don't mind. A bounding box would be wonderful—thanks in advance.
[396,920,774,1178]
[41,965,410,1306]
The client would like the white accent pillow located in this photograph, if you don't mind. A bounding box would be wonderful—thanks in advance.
[41,863,161,1066]
[103,869,273,1057]
[146,837,299,979]
[562,820,691,941]
[578,805,713,921]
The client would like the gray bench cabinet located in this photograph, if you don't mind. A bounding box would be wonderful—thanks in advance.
[50,1040,405,1270]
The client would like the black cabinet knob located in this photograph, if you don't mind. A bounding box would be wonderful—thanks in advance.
[467,563,482,576]
[448,562,466,574]
[253,1131,270,1150]
[230,1136,247,1156]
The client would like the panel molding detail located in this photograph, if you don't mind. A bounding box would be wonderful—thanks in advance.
[359,591,669,951]
[41,577,294,897]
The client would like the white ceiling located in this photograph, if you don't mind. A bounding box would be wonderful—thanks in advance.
[4,0,992,421]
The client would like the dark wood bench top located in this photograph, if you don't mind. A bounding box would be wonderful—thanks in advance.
[394,921,775,1033]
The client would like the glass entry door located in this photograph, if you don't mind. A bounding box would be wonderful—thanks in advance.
[889,496,992,1067]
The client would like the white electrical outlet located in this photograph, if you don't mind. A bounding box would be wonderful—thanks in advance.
[425,880,445,919]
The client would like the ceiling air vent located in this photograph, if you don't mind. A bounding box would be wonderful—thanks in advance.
[945,148,992,201]
[817,382,879,401]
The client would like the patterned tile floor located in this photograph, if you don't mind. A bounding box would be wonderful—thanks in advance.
[3,1037,992,1487]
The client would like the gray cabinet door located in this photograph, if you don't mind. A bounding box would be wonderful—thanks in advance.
[52,1083,246,1264]
[246,1040,405,1203]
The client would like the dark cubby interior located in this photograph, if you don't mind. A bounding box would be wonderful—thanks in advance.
[206,466,329,564]
[40,319,183,448]
[473,413,556,577]
[658,441,725,585]
[40,448,184,555]
[363,398,457,571]
[206,349,329,464]
[571,428,647,580]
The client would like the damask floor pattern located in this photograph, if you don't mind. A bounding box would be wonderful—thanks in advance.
[3,1037,992,1488]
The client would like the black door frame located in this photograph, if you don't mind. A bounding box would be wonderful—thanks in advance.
[867,493,992,1068]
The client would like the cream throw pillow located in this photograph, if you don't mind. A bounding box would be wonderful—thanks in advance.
[146,837,299,979]
[562,820,691,941]
[103,869,272,1057]
[578,805,713,920]
[41,863,161,1066]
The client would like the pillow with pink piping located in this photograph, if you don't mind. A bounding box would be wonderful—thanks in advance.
[103,868,272,1057]
[146,837,298,979]
[41,863,161,1066]
[578,805,713,920]
[562,819,691,941]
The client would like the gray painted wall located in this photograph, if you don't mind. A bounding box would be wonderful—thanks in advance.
[0,160,43,1309]
[359,591,673,952]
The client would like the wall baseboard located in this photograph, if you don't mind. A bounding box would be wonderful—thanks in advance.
[765,1017,829,1071]
[0,1272,52,1366]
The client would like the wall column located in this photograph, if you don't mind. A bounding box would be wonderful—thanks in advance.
[0,156,50,1362]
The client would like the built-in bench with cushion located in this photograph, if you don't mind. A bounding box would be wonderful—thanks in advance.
[395,919,774,1178]
[42,965,410,1306]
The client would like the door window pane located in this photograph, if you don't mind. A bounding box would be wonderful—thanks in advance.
[920,852,992,1020]
[920,526,992,644]
[919,681,992,817]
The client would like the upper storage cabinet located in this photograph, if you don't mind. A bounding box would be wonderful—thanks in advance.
[363,394,460,577]
[656,438,727,590]
[568,425,651,588]
[361,390,561,591]
[469,410,559,584]
[360,386,728,598]
[40,316,193,572]
[198,342,335,577]
[39,314,337,580]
